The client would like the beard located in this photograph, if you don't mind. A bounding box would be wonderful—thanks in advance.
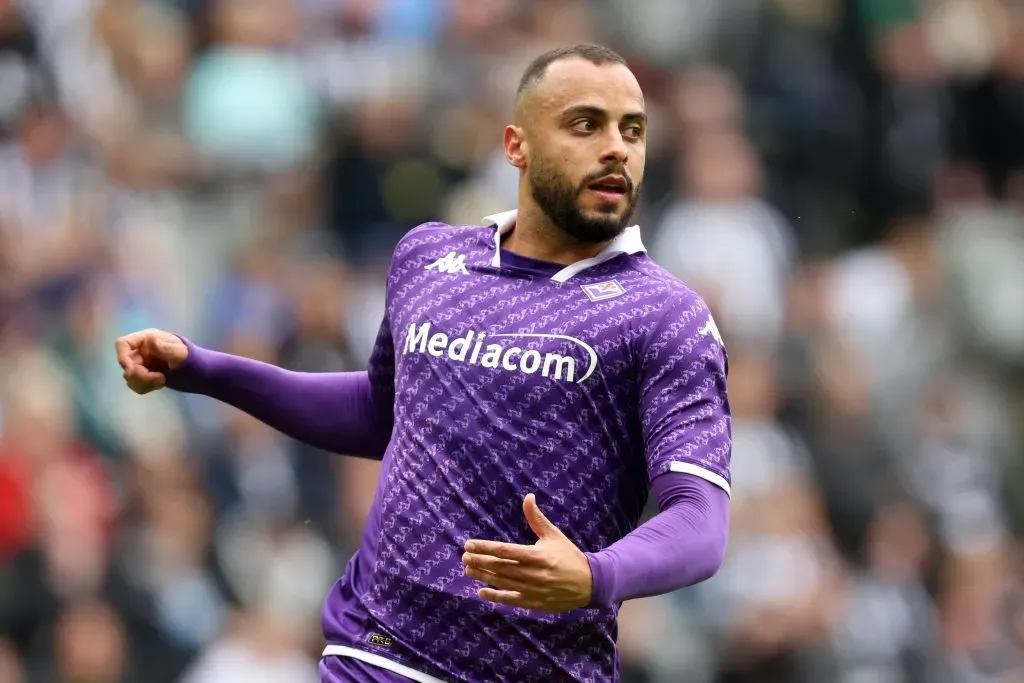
[528,156,639,244]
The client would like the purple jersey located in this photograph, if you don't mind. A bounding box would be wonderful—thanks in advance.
[321,210,731,682]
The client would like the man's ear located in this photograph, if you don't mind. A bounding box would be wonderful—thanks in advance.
[504,125,527,169]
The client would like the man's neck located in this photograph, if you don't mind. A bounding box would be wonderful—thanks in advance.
[501,202,608,266]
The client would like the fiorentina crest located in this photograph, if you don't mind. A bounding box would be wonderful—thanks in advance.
[581,280,625,302]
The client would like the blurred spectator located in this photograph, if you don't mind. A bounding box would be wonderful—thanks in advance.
[47,599,131,683]
[696,346,842,683]
[0,638,24,683]
[113,451,230,675]
[652,122,797,351]
[183,0,319,173]
[0,0,53,142]
[823,500,948,683]
[179,608,319,683]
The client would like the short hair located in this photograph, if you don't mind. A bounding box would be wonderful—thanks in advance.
[516,43,629,96]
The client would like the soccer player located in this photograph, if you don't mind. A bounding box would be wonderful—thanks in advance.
[115,44,731,683]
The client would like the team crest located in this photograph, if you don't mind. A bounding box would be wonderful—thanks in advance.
[581,280,626,302]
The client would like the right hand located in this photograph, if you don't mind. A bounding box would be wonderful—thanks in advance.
[114,328,188,395]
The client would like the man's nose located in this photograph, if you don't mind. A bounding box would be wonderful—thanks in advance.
[598,130,628,167]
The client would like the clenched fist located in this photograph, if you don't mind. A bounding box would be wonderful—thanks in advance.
[114,328,188,395]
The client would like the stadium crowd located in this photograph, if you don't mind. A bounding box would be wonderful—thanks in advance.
[1,0,1023,681]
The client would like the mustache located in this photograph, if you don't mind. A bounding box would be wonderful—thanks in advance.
[580,167,635,194]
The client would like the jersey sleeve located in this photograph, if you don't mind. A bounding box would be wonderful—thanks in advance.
[368,228,413,414]
[364,220,453,439]
[366,220,448,410]
[638,293,732,497]
[367,310,396,414]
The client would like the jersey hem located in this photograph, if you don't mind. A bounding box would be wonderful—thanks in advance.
[322,645,449,683]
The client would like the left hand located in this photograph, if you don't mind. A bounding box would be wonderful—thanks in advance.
[462,494,593,613]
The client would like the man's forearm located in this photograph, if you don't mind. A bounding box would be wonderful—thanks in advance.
[165,339,394,458]
[585,474,729,607]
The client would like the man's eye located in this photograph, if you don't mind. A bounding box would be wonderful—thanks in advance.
[623,124,644,139]
[571,119,596,133]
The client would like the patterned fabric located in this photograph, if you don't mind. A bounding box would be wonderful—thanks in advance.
[322,213,731,683]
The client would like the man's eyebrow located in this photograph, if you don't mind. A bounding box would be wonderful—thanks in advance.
[560,105,608,120]
[559,105,647,124]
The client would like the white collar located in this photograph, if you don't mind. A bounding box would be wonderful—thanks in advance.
[481,209,645,283]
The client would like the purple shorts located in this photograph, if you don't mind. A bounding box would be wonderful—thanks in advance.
[320,654,424,682]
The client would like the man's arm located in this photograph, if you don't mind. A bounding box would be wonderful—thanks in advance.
[116,226,447,458]
[460,473,729,613]
[585,473,728,607]
[586,294,732,606]
[164,316,396,459]
[165,343,392,459]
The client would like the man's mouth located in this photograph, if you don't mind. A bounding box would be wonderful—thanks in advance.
[587,175,629,197]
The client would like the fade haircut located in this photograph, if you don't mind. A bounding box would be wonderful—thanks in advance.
[516,43,629,98]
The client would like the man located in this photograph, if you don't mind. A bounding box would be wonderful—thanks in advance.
[115,44,732,683]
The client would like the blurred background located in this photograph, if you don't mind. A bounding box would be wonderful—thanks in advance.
[0,0,1023,681]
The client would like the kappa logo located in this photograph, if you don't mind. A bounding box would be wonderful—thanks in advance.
[425,251,469,275]
[699,314,724,346]
[581,280,626,302]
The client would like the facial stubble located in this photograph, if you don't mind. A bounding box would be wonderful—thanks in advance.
[528,155,639,245]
